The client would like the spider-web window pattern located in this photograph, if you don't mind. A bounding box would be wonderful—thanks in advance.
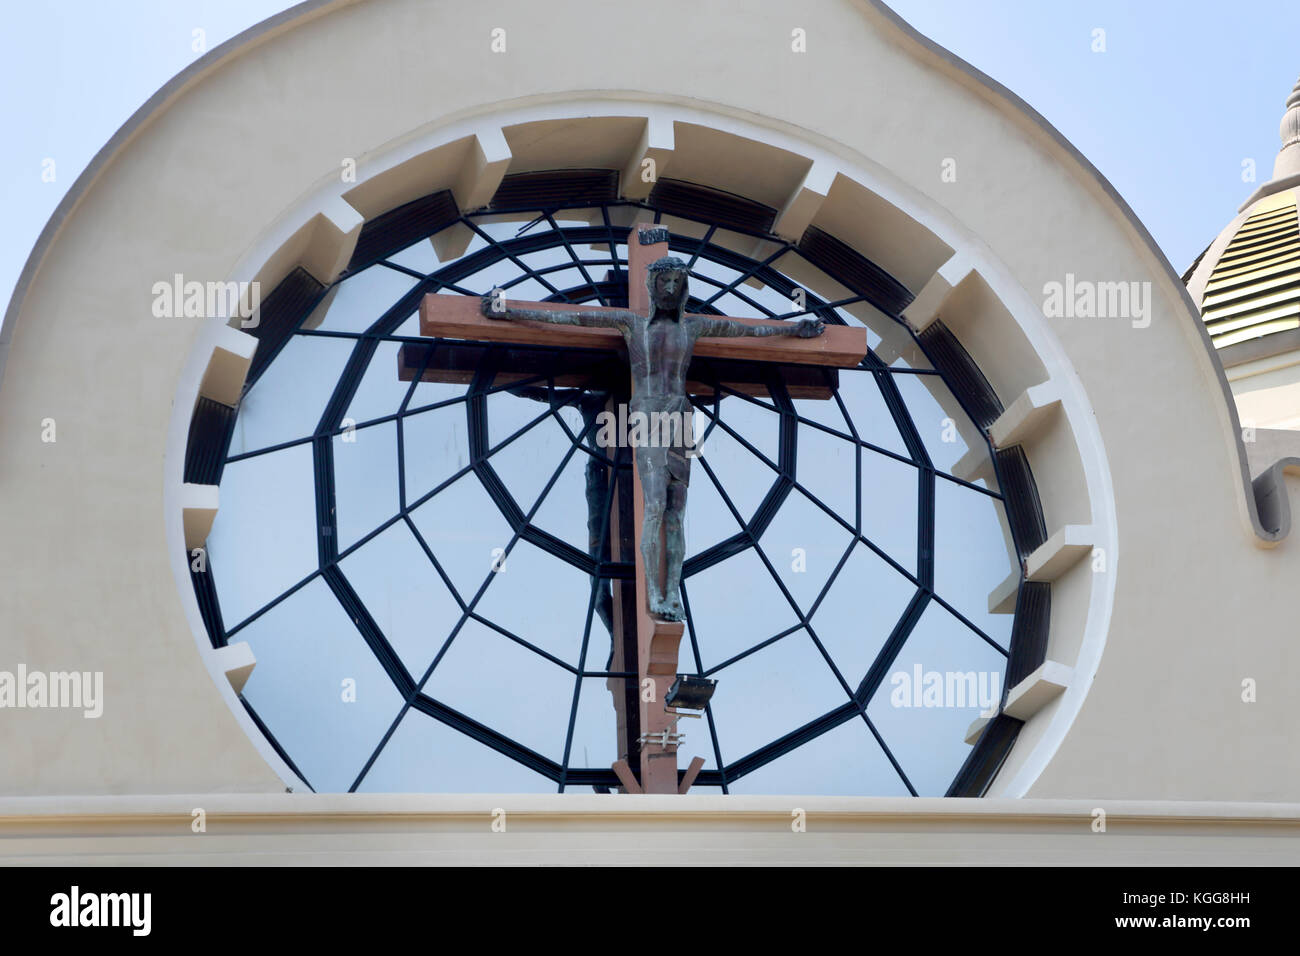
[203,203,1020,795]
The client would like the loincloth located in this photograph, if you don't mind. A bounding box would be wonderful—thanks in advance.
[629,394,697,485]
[636,443,693,486]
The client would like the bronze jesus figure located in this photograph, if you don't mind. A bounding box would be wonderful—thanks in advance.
[481,256,824,620]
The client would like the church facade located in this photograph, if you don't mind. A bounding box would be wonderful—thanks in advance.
[2,0,1298,864]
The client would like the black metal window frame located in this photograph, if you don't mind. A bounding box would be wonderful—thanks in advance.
[185,172,1050,796]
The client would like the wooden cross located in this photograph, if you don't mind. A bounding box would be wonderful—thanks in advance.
[399,223,867,794]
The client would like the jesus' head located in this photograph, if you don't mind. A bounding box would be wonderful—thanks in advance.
[646,256,689,320]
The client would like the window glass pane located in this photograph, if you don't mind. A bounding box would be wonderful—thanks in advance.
[565,677,623,776]
[333,421,399,553]
[485,383,552,449]
[518,245,576,274]
[357,709,555,793]
[933,478,1016,649]
[708,291,765,318]
[756,483,854,615]
[407,470,515,602]
[528,441,614,559]
[793,422,856,521]
[792,380,854,439]
[719,390,782,462]
[810,542,917,689]
[861,450,920,573]
[208,443,318,626]
[499,275,554,302]
[391,312,421,336]
[694,404,778,522]
[866,599,1007,795]
[684,548,799,669]
[729,275,807,319]
[402,401,470,504]
[385,238,437,275]
[727,716,910,796]
[484,404,578,516]
[312,265,418,334]
[344,339,417,425]
[240,577,406,792]
[682,451,746,555]
[892,373,980,475]
[338,519,461,679]
[228,335,352,455]
[532,266,588,298]
[470,257,525,297]
[706,629,850,765]
[688,255,746,296]
[423,618,574,762]
[831,367,910,457]
[472,538,599,667]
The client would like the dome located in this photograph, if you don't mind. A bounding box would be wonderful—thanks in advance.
[1193,190,1299,353]
[1186,75,1300,427]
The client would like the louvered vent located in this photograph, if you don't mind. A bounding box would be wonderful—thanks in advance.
[1202,197,1300,349]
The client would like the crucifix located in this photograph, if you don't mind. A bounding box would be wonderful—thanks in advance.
[400,223,867,793]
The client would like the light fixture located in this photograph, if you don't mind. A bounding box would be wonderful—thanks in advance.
[665,675,716,711]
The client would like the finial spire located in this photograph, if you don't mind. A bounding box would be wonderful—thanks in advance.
[1274,75,1300,179]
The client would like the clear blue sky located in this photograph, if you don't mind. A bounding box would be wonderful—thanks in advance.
[3,0,1299,311]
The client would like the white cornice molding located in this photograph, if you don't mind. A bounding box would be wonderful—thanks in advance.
[3,792,1299,825]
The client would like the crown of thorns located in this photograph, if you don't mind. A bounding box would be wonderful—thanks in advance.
[647,256,689,274]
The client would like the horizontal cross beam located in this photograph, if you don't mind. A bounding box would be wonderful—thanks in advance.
[396,341,839,399]
[417,295,869,367]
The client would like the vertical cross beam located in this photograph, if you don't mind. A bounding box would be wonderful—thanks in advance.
[626,224,689,794]
[606,398,640,788]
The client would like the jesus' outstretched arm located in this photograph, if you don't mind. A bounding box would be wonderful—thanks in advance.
[480,294,635,330]
[692,315,825,339]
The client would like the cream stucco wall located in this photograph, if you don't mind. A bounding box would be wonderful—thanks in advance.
[2,0,1298,830]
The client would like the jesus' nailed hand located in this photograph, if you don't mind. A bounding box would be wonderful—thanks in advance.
[478,256,824,621]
